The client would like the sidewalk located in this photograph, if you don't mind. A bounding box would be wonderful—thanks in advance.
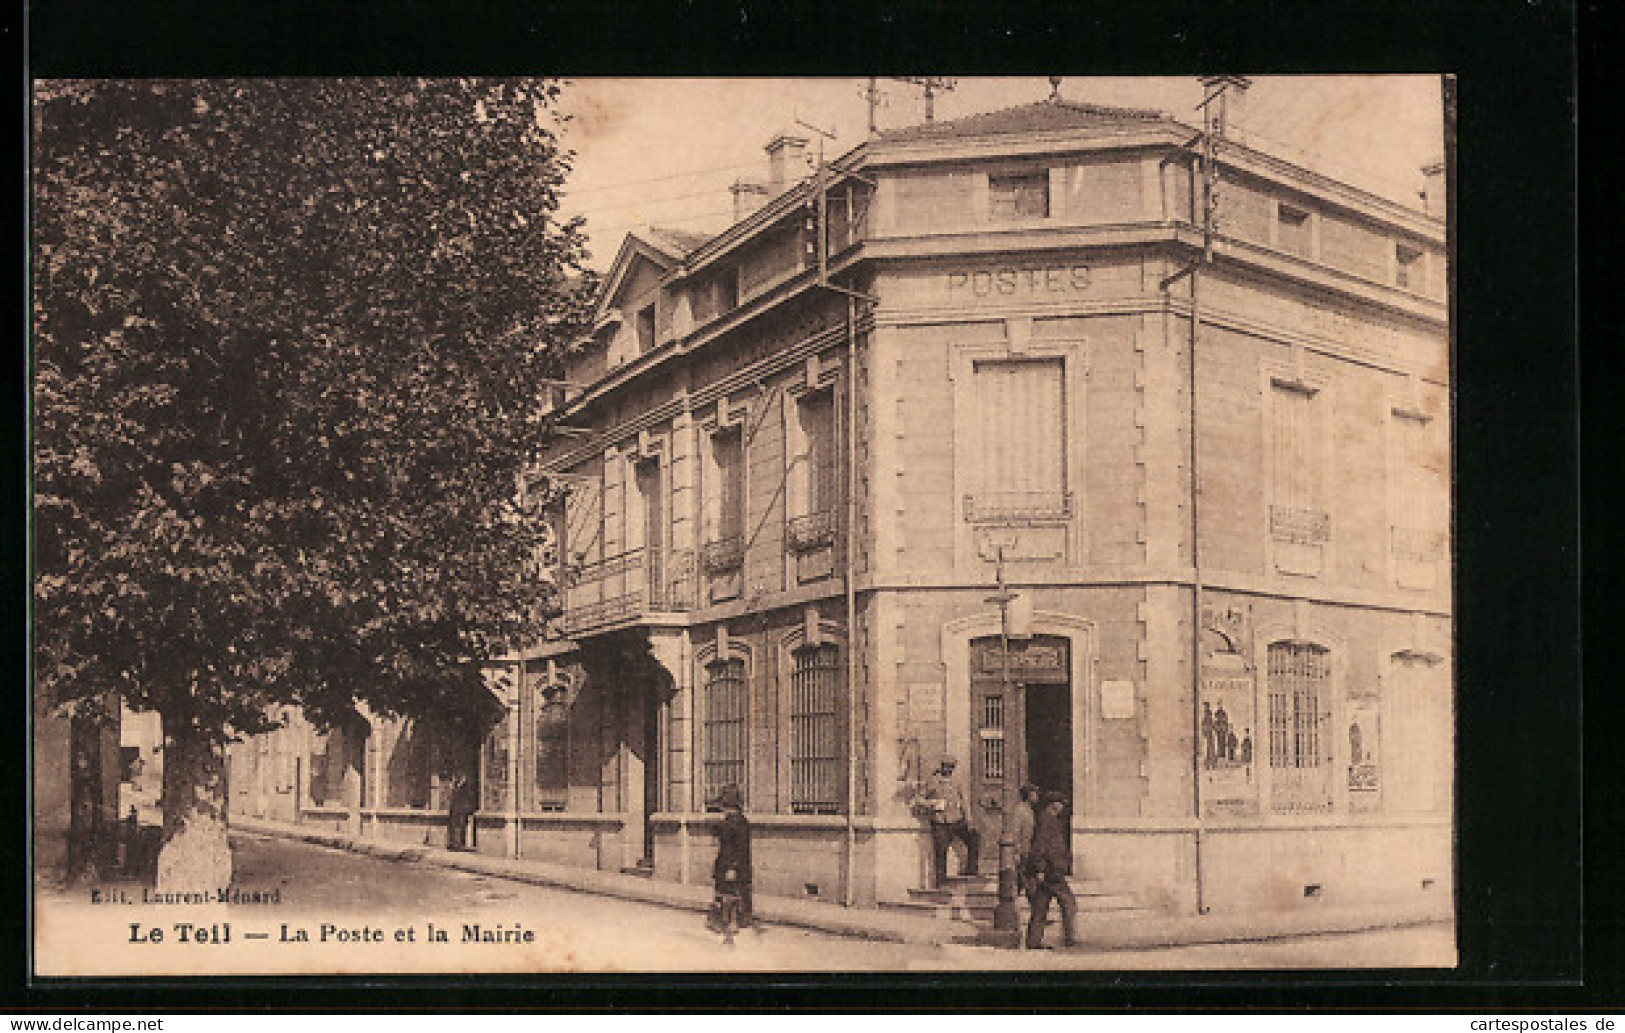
[233,818,1452,953]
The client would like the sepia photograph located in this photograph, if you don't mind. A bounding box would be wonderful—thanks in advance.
[30,74,1457,978]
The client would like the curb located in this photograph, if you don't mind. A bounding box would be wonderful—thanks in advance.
[232,821,1451,952]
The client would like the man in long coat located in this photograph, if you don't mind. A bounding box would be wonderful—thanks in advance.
[712,783,754,929]
[1026,790,1079,949]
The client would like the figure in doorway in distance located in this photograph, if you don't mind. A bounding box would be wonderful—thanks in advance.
[708,783,757,935]
[1026,790,1079,949]
[918,756,980,887]
[446,773,476,851]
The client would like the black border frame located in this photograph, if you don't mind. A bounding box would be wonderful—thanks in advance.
[13,0,1595,1012]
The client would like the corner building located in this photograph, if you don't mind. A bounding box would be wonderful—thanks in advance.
[237,88,1453,918]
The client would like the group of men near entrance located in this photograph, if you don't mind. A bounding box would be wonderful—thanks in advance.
[918,757,1078,950]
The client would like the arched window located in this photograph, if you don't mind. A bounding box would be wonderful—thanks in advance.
[790,644,841,814]
[702,657,748,807]
[533,681,569,811]
[1267,641,1333,812]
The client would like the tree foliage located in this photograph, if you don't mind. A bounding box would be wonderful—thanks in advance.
[33,79,595,745]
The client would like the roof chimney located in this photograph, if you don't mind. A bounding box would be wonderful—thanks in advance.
[730,179,771,223]
[1198,75,1252,144]
[1420,161,1446,216]
[765,132,810,190]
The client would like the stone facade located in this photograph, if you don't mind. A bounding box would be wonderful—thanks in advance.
[228,91,1451,917]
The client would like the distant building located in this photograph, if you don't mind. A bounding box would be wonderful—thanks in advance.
[231,80,1451,917]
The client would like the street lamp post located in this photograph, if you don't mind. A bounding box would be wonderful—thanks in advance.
[986,547,1020,938]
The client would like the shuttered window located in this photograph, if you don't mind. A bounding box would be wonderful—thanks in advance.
[1270,381,1317,513]
[712,429,744,542]
[790,645,841,814]
[703,658,748,807]
[801,390,838,515]
[970,358,1066,519]
[990,171,1050,220]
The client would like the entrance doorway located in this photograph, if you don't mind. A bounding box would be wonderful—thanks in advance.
[968,634,1073,865]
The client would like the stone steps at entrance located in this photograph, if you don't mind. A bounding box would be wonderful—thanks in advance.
[884,872,1151,925]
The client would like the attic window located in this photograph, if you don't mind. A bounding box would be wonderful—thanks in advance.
[990,171,1050,220]
[636,304,656,353]
[1276,203,1313,257]
[1395,244,1424,290]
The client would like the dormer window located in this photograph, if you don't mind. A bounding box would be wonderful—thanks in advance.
[635,304,656,353]
[990,171,1050,220]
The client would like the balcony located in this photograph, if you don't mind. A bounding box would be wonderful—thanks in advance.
[1269,505,1331,545]
[786,510,838,553]
[558,546,694,638]
[962,490,1073,524]
[701,534,745,575]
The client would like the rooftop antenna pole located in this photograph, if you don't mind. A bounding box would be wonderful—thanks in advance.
[890,76,956,125]
[865,77,882,135]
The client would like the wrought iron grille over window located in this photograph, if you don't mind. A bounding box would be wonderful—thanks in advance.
[790,645,841,814]
[1268,642,1327,770]
[533,685,569,811]
[703,658,748,807]
[979,692,1006,782]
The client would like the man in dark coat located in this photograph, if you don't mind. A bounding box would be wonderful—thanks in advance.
[1026,790,1079,949]
[446,773,476,851]
[711,783,755,929]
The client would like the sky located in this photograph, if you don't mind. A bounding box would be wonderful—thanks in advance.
[554,76,1447,271]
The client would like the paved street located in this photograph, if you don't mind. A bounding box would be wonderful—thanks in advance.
[33,831,1453,975]
[225,832,1453,971]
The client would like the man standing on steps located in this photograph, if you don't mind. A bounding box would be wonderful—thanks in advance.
[920,756,979,888]
[1026,790,1078,949]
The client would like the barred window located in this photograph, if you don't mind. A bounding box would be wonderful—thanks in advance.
[979,692,1006,783]
[1267,642,1328,770]
[703,657,748,807]
[533,683,569,811]
[790,645,841,814]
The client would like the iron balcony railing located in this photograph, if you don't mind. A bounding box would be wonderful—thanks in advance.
[962,490,1074,524]
[1269,505,1331,545]
[557,546,694,637]
[701,534,745,575]
[786,509,838,553]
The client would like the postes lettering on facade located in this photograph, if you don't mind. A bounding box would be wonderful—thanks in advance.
[947,266,1092,297]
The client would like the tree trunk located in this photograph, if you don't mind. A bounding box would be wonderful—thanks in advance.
[155,711,233,890]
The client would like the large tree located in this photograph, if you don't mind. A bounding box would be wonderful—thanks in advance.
[33,79,595,887]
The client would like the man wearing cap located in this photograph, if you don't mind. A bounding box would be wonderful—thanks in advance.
[920,757,979,887]
[711,783,755,930]
[1026,790,1078,948]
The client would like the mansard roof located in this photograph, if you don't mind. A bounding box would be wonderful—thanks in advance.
[877,97,1169,144]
